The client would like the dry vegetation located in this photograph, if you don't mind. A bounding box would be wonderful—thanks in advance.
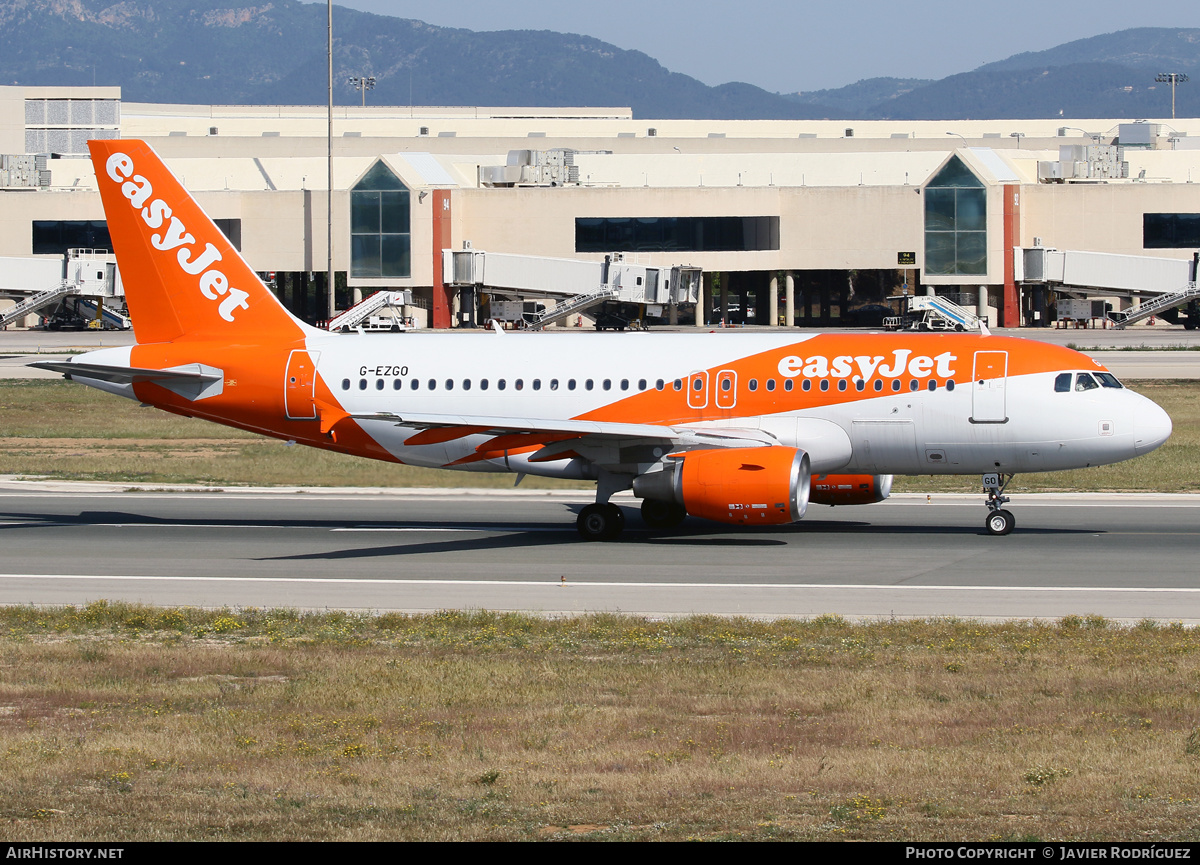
[1,604,1198,841]
[1,379,1197,492]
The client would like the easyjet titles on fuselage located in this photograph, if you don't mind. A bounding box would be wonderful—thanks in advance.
[103,151,251,323]
[776,350,958,381]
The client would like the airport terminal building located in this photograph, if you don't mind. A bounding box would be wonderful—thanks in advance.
[2,85,1199,331]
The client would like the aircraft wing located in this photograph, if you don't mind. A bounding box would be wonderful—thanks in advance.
[28,360,222,385]
[349,411,776,448]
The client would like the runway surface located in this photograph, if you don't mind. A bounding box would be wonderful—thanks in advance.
[1,484,1197,622]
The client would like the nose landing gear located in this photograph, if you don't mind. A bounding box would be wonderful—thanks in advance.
[982,472,1015,535]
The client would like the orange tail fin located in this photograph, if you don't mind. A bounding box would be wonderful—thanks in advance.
[88,139,310,345]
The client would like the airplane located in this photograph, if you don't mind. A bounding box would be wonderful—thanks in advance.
[31,139,1173,540]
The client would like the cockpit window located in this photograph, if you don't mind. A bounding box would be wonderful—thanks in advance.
[1055,373,1072,393]
[1075,373,1099,392]
[1095,372,1124,389]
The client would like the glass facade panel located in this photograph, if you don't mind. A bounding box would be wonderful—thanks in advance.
[351,235,381,278]
[924,189,956,232]
[351,191,380,234]
[350,161,411,278]
[380,234,411,278]
[924,232,956,276]
[923,156,987,276]
[955,189,987,231]
[956,232,987,275]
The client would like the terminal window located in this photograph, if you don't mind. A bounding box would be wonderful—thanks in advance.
[924,156,987,276]
[32,221,112,255]
[350,161,411,278]
[576,216,779,253]
[1144,213,1200,248]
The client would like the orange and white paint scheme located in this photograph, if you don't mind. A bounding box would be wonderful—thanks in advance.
[35,140,1174,539]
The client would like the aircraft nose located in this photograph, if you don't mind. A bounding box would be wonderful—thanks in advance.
[1133,398,1172,455]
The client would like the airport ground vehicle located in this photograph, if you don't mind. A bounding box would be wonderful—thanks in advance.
[33,140,1173,540]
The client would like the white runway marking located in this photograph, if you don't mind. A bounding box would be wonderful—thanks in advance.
[1,574,1197,593]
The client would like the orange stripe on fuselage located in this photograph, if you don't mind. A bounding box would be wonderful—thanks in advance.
[577,334,1101,427]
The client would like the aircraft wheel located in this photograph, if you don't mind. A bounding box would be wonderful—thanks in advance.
[577,503,625,541]
[985,509,1015,536]
[641,499,686,530]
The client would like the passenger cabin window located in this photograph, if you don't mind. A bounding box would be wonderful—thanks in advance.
[784,380,794,392]
[656,379,665,391]
[359,379,367,390]
[375,379,384,390]
[1055,373,1072,393]
[568,379,576,390]
[393,379,402,390]
[480,379,489,390]
[749,379,759,392]
[532,379,541,391]
[766,379,776,392]
[341,379,350,390]
[673,379,683,391]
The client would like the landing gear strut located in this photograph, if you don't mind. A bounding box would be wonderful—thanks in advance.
[577,503,625,541]
[982,472,1015,536]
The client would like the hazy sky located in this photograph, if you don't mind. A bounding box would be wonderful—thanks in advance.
[320,1,1196,92]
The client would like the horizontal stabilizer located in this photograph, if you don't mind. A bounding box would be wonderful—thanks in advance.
[29,360,220,384]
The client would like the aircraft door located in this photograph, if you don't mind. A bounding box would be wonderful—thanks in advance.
[687,370,709,409]
[715,370,737,410]
[971,351,1008,423]
[285,349,320,420]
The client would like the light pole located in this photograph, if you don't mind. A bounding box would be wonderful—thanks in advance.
[327,0,333,322]
[1155,72,1189,120]
[348,75,376,107]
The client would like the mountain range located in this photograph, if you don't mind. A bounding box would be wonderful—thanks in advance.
[0,2,1196,120]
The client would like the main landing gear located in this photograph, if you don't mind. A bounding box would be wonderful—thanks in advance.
[576,503,625,541]
[982,472,1015,536]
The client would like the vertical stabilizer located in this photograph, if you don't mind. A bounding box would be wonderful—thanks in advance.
[88,139,310,345]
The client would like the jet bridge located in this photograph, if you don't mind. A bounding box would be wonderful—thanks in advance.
[1021,248,1200,329]
[0,249,124,329]
[443,248,701,329]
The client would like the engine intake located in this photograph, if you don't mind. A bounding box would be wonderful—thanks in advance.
[632,446,810,526]
[809,474,893,506]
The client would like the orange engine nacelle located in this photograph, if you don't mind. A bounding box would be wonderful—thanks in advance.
[809,474,893,506]
[633,446,810,526]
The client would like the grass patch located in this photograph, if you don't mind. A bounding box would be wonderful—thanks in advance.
[3,379,1198,492]
[0,380,586,489]
[1,604,1198,841]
